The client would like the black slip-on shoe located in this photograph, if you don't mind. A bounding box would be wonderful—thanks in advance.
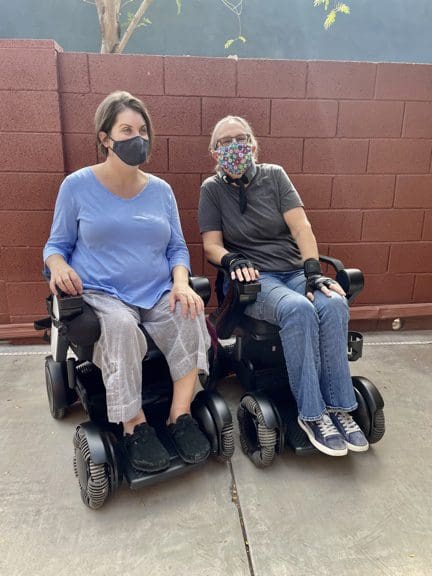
[168,414,211,464]
[123,422,170,473]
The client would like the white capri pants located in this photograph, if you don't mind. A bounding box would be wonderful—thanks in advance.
[83,290,211,423]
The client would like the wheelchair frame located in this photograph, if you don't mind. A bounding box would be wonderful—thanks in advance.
[203,256,386,467]
[36,277,235,509]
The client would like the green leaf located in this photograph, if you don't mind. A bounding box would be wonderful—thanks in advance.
[238,35,246,43]
[336,3,350,14]
[324,9,336,29]
[136,18,152,28]
[224,38,235,49]
[314,0,331,10]
[176,0,182,15]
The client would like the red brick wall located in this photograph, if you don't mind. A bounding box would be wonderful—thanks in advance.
[1,39,431,326]
[0,40,65,323]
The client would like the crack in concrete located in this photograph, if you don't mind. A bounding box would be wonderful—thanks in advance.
[229,461,255,576]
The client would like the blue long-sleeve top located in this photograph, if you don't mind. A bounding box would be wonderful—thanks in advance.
[43,167,191,309]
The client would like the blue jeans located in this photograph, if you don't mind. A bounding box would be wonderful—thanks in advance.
[244,270,357,421]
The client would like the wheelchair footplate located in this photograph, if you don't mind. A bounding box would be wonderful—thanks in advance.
[120,424,208,490]
[265,387,318,457]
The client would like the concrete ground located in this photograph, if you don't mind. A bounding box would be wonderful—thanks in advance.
[1,331,431,576]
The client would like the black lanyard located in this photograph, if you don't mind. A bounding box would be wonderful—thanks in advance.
[224,173,250,214]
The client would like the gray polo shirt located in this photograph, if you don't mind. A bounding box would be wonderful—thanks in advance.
[199,163,304,272]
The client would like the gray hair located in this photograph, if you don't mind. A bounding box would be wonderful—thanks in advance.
[209,115,258,155]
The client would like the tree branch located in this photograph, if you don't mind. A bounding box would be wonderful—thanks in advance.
[116,0,155,53]
[95,0,121,53]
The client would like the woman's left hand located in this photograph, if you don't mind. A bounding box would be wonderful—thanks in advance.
[169,283,204,320]
[306,277,346,302]
[330,280,346,296]
[323,280,346,298]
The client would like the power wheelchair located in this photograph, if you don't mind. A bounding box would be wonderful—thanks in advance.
[34,277,234,509]
[202,255,386,467]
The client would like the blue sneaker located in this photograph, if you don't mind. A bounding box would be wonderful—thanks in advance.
[298,413,348,457]
[330,411,369,452]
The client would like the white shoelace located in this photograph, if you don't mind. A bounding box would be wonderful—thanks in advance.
[334,412,360,434]
[317,414,340,438]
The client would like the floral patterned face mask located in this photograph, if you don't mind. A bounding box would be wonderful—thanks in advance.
[216,141,254,177]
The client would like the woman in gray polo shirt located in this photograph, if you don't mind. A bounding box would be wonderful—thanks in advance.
[199,115,368,457]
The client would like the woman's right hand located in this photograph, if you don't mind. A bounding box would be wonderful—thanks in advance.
[221,252,260,283]
[48,259,83,296]
[231,263,260,283]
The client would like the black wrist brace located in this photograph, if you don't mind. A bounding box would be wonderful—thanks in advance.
[304,258,322,277]
[221,252,255,275]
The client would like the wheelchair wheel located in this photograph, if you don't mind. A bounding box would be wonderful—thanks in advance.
[191,389,235,462]
[352,376,385,444]
[368,408,385,444]
[217,421,235,462]
[73,426,111,509]
[45,356,68,420]
[237,394,277,468]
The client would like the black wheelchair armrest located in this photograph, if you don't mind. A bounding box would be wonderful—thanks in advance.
[51,291,84,321]
[62,301,101,347]
[45,292,101,347]
[209,265,261,339]
[319,255,364,304]
[189,276,211,306]
[335,269,364,304]
[319,254,344,272]
[40,268,84,321]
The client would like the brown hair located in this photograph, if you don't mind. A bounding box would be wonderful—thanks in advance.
[94,91,154,158]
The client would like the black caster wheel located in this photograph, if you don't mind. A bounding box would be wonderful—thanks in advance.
[45,356,69,419]
[368,408,385,444]
[352,376,386,444]
[237,394,277,468]
[217,421,235,462]
[191,390,235,462]
[73,426,113,509]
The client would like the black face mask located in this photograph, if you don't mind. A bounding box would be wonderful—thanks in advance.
[111,135,149,166]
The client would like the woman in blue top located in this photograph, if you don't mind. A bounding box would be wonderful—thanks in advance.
[44,91,211,472]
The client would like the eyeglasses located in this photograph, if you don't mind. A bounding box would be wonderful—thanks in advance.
[217,134,251,147]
